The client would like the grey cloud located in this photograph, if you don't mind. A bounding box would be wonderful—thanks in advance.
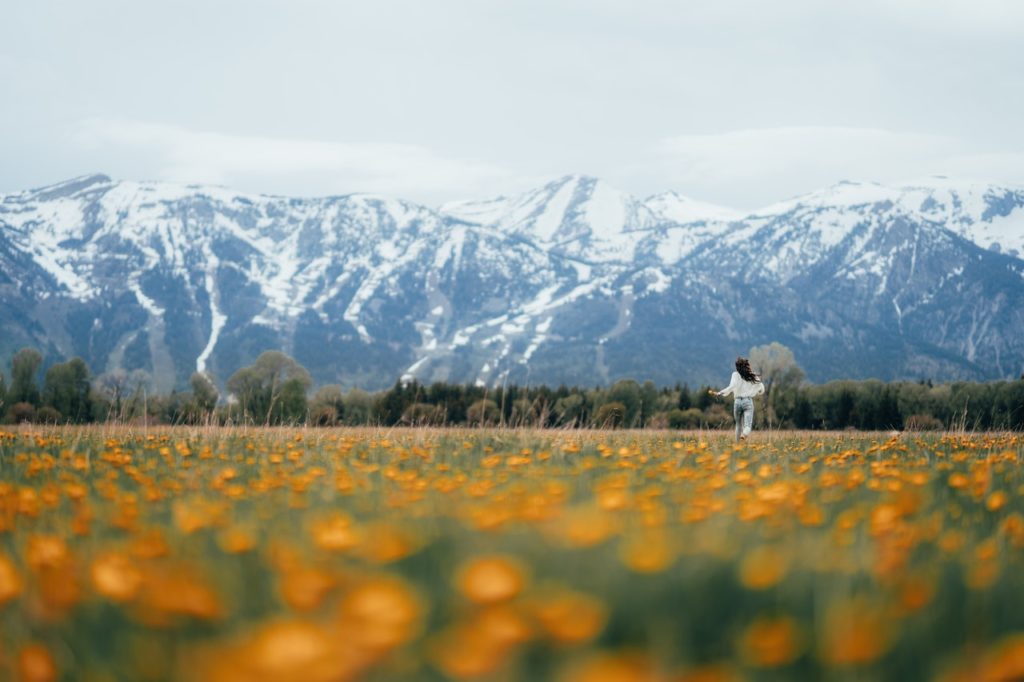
[1,0,1021,204]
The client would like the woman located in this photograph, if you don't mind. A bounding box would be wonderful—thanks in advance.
[709,357,765,442]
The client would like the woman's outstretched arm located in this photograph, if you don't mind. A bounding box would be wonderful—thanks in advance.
[712,372,740,397]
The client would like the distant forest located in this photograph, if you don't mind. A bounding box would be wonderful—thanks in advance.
[1,345,1022,431]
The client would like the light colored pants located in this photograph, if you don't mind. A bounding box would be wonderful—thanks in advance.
[734,397,754,441]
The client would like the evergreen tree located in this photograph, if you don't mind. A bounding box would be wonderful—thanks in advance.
[792,391,814,429]
[427,382,464,423]
[374,380,421,426]
[879,385,902,430]
[677,383,692,410]
[835,388,855,428]
[695,385,714,411]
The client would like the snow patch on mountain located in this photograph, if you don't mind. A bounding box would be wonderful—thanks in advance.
[197,242,226,374]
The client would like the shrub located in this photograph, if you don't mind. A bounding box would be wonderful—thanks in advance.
[467,399,499,426]
[402,403,446,426]
[35,406,62,424]
[704,404,732,429]
[510,399,542,427]
[645,412,669,429]
[668,408,705,429]
[594,402,626,429]
[310,405,339,427]
[5,402,36,424]
[905,413,944,431]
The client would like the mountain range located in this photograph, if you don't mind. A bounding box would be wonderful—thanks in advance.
[1,173,1022,392]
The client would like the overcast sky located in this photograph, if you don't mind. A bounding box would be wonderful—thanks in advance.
[2,0,1022,208]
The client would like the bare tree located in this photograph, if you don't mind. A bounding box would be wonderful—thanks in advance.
[749,342,805,429]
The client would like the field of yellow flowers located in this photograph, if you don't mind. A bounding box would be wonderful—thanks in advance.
[0,426,1023,681]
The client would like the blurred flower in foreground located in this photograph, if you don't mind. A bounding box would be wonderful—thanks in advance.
[135,565,224,626]
[738,616,803,667]
[18,642,57,682]
[936,632,1024,682]
[196,619,359,682]
[677,663,745,682]
[279,565,337,612]
[429,623,514,679]
[309,512,361,553]
[0,551,22,604]
[456,555,528,604]
[196,576,423,682]
[337,575,423,657]
[559,651,663,682]
[531,587,608,645]
[818,598,892,666]
[90,552,143,602]
[738,546,789,590]
[619,531,675,573]
[430,601,535,678]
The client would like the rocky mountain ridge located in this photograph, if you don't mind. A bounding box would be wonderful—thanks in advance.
[1,173,1022,390]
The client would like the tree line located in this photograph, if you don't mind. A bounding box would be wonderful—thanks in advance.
[1,344,1021,430]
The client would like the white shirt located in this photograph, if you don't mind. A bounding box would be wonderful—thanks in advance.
[717,371,765,398]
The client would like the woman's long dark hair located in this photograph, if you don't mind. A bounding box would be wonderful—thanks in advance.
[735,356,761,383]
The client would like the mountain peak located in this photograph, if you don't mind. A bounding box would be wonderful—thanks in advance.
[550,172,591,183]
[26,173,113,201]
[644,191,743,224]
[440,174,646,253]
[547,173,602,189]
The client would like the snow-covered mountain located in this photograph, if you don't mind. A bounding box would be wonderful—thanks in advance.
[1,173,1022,390]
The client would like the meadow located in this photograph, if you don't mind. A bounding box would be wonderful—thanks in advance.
[0,426,1022,682]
